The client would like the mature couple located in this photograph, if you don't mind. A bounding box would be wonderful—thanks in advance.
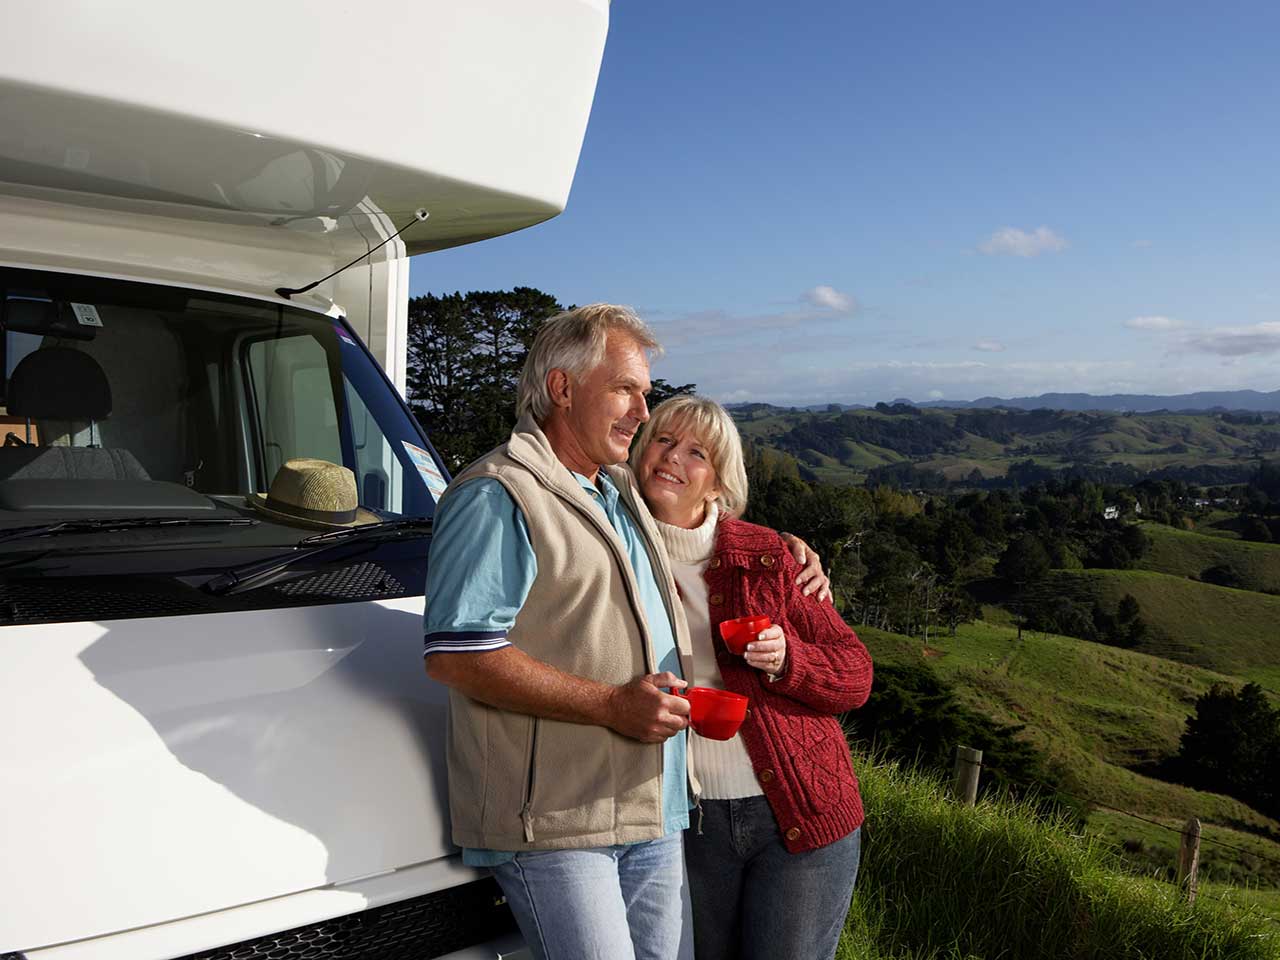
[423,304,873,960]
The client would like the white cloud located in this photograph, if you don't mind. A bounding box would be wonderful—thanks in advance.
[973,339,1007,352]
[804,285,856,312]
[1125,315,1185,331]
[1184,321,1280,357]
[978,226,1068,258]
[927,390,945,400]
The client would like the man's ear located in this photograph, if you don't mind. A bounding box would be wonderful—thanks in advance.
[547,368,573,409]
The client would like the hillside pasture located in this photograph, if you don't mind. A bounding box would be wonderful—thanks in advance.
[857,622,1280,836]
[1050,569,1280,689]
[838,757,1278,959]
[1139,522,1280,594]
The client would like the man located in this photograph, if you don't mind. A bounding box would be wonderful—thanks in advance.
[423,304,823,960]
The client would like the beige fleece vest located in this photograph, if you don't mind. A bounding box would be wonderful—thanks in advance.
[440,415,697,851]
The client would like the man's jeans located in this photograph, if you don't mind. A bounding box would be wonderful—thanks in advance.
[490,832,694,960]
[684,796,861,960]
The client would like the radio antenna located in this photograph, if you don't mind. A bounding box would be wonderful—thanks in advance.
[275,208,429,300]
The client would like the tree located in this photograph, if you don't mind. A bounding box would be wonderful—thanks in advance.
[1241,515,1273,543]
[1177,683,1280,818]
[1200,563,1243,589]
[996,534,1051,587]
[648,379,697,409]
[997,534,1051,639]
[405,288,565,468]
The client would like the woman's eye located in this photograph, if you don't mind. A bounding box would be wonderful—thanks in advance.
[692,449,706,459]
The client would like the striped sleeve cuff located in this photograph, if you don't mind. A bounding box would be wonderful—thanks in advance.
[423,630,512,657]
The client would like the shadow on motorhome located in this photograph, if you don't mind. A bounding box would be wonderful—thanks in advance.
[78,601,452,891]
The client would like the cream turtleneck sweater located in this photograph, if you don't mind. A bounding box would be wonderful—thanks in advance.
[655,502,763,800]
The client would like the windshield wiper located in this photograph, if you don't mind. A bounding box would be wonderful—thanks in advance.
[202,517,432,596]
[0,516,258,547]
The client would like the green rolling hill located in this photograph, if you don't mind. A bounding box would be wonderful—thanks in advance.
[1045,569,1280,689]
[855,620,1280,898]
[732,404,1280,484]
[1138,522,1280,593]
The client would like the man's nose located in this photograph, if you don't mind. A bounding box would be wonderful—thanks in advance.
[634,393,650,422]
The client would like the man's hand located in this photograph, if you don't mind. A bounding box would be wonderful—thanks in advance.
[780,532,832,603]
[605,672,690,743]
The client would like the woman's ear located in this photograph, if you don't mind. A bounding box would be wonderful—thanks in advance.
[547,368,572,409]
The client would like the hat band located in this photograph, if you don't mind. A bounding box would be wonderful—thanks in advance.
[265,495,357,525]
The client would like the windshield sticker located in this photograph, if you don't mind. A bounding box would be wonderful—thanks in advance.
[70,303,103,327]
[402,440,449,500]
[332,322,358,347]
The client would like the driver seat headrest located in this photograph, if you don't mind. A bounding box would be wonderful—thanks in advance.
[5,347,112,422]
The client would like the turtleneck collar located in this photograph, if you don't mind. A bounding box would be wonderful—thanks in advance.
[655,500,719,564]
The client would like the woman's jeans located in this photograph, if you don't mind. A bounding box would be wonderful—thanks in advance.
[490,831,694,960]
[684,796,861,960]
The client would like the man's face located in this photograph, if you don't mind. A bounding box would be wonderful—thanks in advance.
[563,334,652,467]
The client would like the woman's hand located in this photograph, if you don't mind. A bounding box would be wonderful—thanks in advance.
[744,624,787,678]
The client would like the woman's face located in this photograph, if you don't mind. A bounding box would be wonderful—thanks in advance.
[637,421,721,529]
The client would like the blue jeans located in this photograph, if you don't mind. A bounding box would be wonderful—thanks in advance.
[490,832,694,960]
[684,796,861,960]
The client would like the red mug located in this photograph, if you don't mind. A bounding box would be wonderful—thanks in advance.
[679,686,748,740]
[718,615,772,655]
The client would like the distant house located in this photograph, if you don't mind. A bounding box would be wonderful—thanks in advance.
[1134,502,1143,515]
[1103,505,1120,520]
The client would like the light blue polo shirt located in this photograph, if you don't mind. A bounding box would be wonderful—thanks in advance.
[424,469,689,866]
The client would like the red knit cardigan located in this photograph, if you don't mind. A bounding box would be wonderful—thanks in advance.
[701,516,874,853]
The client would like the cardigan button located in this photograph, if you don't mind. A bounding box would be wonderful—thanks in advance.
[785,826,801,842]
[709,557,722,569]
[709,593,723,605]
[760,554,775,567]
[758,768,775,784]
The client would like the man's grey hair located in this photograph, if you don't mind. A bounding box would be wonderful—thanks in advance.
[517,304,663,423]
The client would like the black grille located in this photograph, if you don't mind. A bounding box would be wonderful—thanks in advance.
[0,578,218,624]
[178,877,516,960]
[275,562,404,601]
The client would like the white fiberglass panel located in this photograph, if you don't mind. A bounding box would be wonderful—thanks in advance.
[0,596,452,952]
[0,0,608,247]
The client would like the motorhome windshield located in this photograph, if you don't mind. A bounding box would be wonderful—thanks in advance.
[0,267,444,551]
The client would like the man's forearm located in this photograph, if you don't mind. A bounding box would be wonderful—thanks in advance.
[426,646,616,727]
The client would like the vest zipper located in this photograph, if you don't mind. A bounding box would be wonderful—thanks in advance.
[521,718,540,843]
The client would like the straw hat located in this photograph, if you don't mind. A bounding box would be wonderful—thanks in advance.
[247,458,380,530]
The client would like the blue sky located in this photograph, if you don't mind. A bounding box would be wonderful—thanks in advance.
[409,2,1280,405]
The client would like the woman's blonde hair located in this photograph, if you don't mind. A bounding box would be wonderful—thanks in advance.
[632,395,750,519]
[516,304,661,423]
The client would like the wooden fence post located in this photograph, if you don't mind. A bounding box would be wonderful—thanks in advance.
[1177,817,1201,905]
[951,745,982,806]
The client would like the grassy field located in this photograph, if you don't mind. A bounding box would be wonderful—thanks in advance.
[857,621,1280,835]
[1049,569,1280,689]
[837,757,1279,959]
[1138,522,1280,594]
[1088,810,1280,891]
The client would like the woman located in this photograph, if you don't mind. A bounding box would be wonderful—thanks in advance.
[632,395,873,960]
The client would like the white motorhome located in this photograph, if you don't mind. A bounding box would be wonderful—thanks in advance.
[0,3,609,958]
